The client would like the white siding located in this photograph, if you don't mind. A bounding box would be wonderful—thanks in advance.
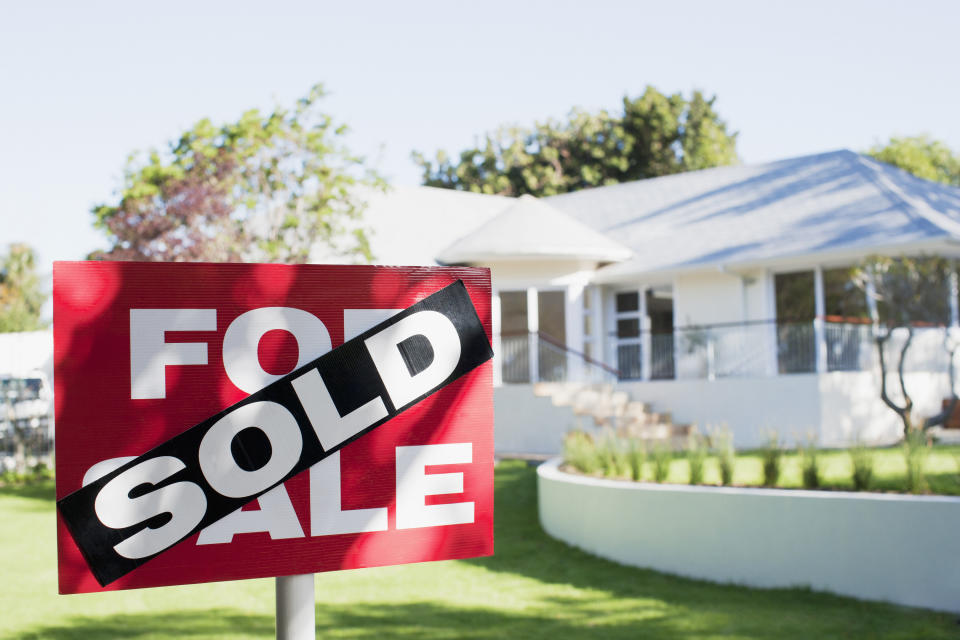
[673,271,743,326]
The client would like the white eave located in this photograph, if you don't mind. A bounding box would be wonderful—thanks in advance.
[436,194,632,265]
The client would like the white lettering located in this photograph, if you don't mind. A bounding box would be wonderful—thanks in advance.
[222,307,331,394]
[364,310,461,409]
[291,369,387,450]
[310,452,388,536]
[199,401,302,498]
[196,484,305,544]
[395,443,473,529]
[130,309,216,399]
[94,456,206,559]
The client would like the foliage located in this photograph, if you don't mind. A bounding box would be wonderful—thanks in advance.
[854,254,958,435]
[0,460,53,487]
[867,135,960,187]
[903,428,929,494]
[627,439,646,481]
[0,243,47,332]
[414,86,738,197]
[760,432,782,487]
[562,430,600,474]
[849,442,875,491]
[799,433,821,490]
[711,425,736,486]
[560,430,960,495]
[651,442,672,483]
[598,431,632,478]
[91,84,382,264]
[686,428,707,485]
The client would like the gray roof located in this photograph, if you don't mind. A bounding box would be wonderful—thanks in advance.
[545,150,960,280]
[436,195,631,264]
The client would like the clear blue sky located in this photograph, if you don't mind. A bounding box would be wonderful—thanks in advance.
[2,0,959,287]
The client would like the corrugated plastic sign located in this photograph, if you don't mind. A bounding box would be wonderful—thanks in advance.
[54,262,494,593]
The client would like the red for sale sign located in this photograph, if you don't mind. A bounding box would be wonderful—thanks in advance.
[53,262,494,593]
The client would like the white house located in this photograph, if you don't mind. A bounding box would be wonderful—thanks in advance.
[350,149,960,451]
[11,150,959,454]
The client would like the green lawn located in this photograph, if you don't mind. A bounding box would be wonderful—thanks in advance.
[1,461,957,639]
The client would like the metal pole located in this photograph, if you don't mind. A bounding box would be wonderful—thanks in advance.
[276,574,315,640]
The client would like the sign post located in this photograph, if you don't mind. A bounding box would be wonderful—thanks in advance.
[276,574,315,640]
[53,262,494,637]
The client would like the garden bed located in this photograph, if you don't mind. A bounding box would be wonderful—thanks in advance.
[538,457,960,614]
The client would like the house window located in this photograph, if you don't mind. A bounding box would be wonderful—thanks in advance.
[774,271,815,373]
[615,291,642,380]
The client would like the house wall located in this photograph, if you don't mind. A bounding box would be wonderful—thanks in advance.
[619,370,946,448]
[742,269,772,321]
[673,271,744,326]
[494,384,579,455]
[818,371,951,446]
[619,376,821,448]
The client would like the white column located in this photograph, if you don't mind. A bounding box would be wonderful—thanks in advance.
[590,286,604,371]
[604,289,617,377]
[813,266,827,373]
[527,287,539,383]
[491,293,502,387]
[640,288,651,381]
[566,282,585,382]
[765,270,779,376]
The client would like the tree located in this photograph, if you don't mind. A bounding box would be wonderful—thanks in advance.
[855,255,956,436]
[0,243,47,333]
[413,87,738,197]
[91,84,383,263]
[867,135,960,187]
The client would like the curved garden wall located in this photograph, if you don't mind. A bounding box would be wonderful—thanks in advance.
[537,457,960,613]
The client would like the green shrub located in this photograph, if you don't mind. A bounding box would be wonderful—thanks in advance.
[563,431,600,474]
[761,431,782,487]
[849,441,874,491]
[686,428,706,485]
[710,425,735,486]
[799,434,820,490]
[598,431,633,478]
[628,440,646,481]
[903,428,929,494]
[651,442,671,483]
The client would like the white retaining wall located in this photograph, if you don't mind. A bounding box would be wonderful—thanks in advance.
[538,458,960,614]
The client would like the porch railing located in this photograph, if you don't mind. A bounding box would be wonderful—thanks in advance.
[629,320,954,381]
[500,332,619,384]
[497,322,956,384]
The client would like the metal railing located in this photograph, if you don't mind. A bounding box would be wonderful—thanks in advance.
[500,332,619,384]
[637,320,953,381]
[498,321,957,384]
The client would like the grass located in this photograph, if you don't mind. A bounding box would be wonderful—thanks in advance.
[1,463,957,639]
[567,442,960,496]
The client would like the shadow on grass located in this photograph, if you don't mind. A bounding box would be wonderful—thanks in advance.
[0,477,55,503]
[12,609,273,640]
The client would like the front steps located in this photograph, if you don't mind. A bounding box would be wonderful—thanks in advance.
[532,382,690,446]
